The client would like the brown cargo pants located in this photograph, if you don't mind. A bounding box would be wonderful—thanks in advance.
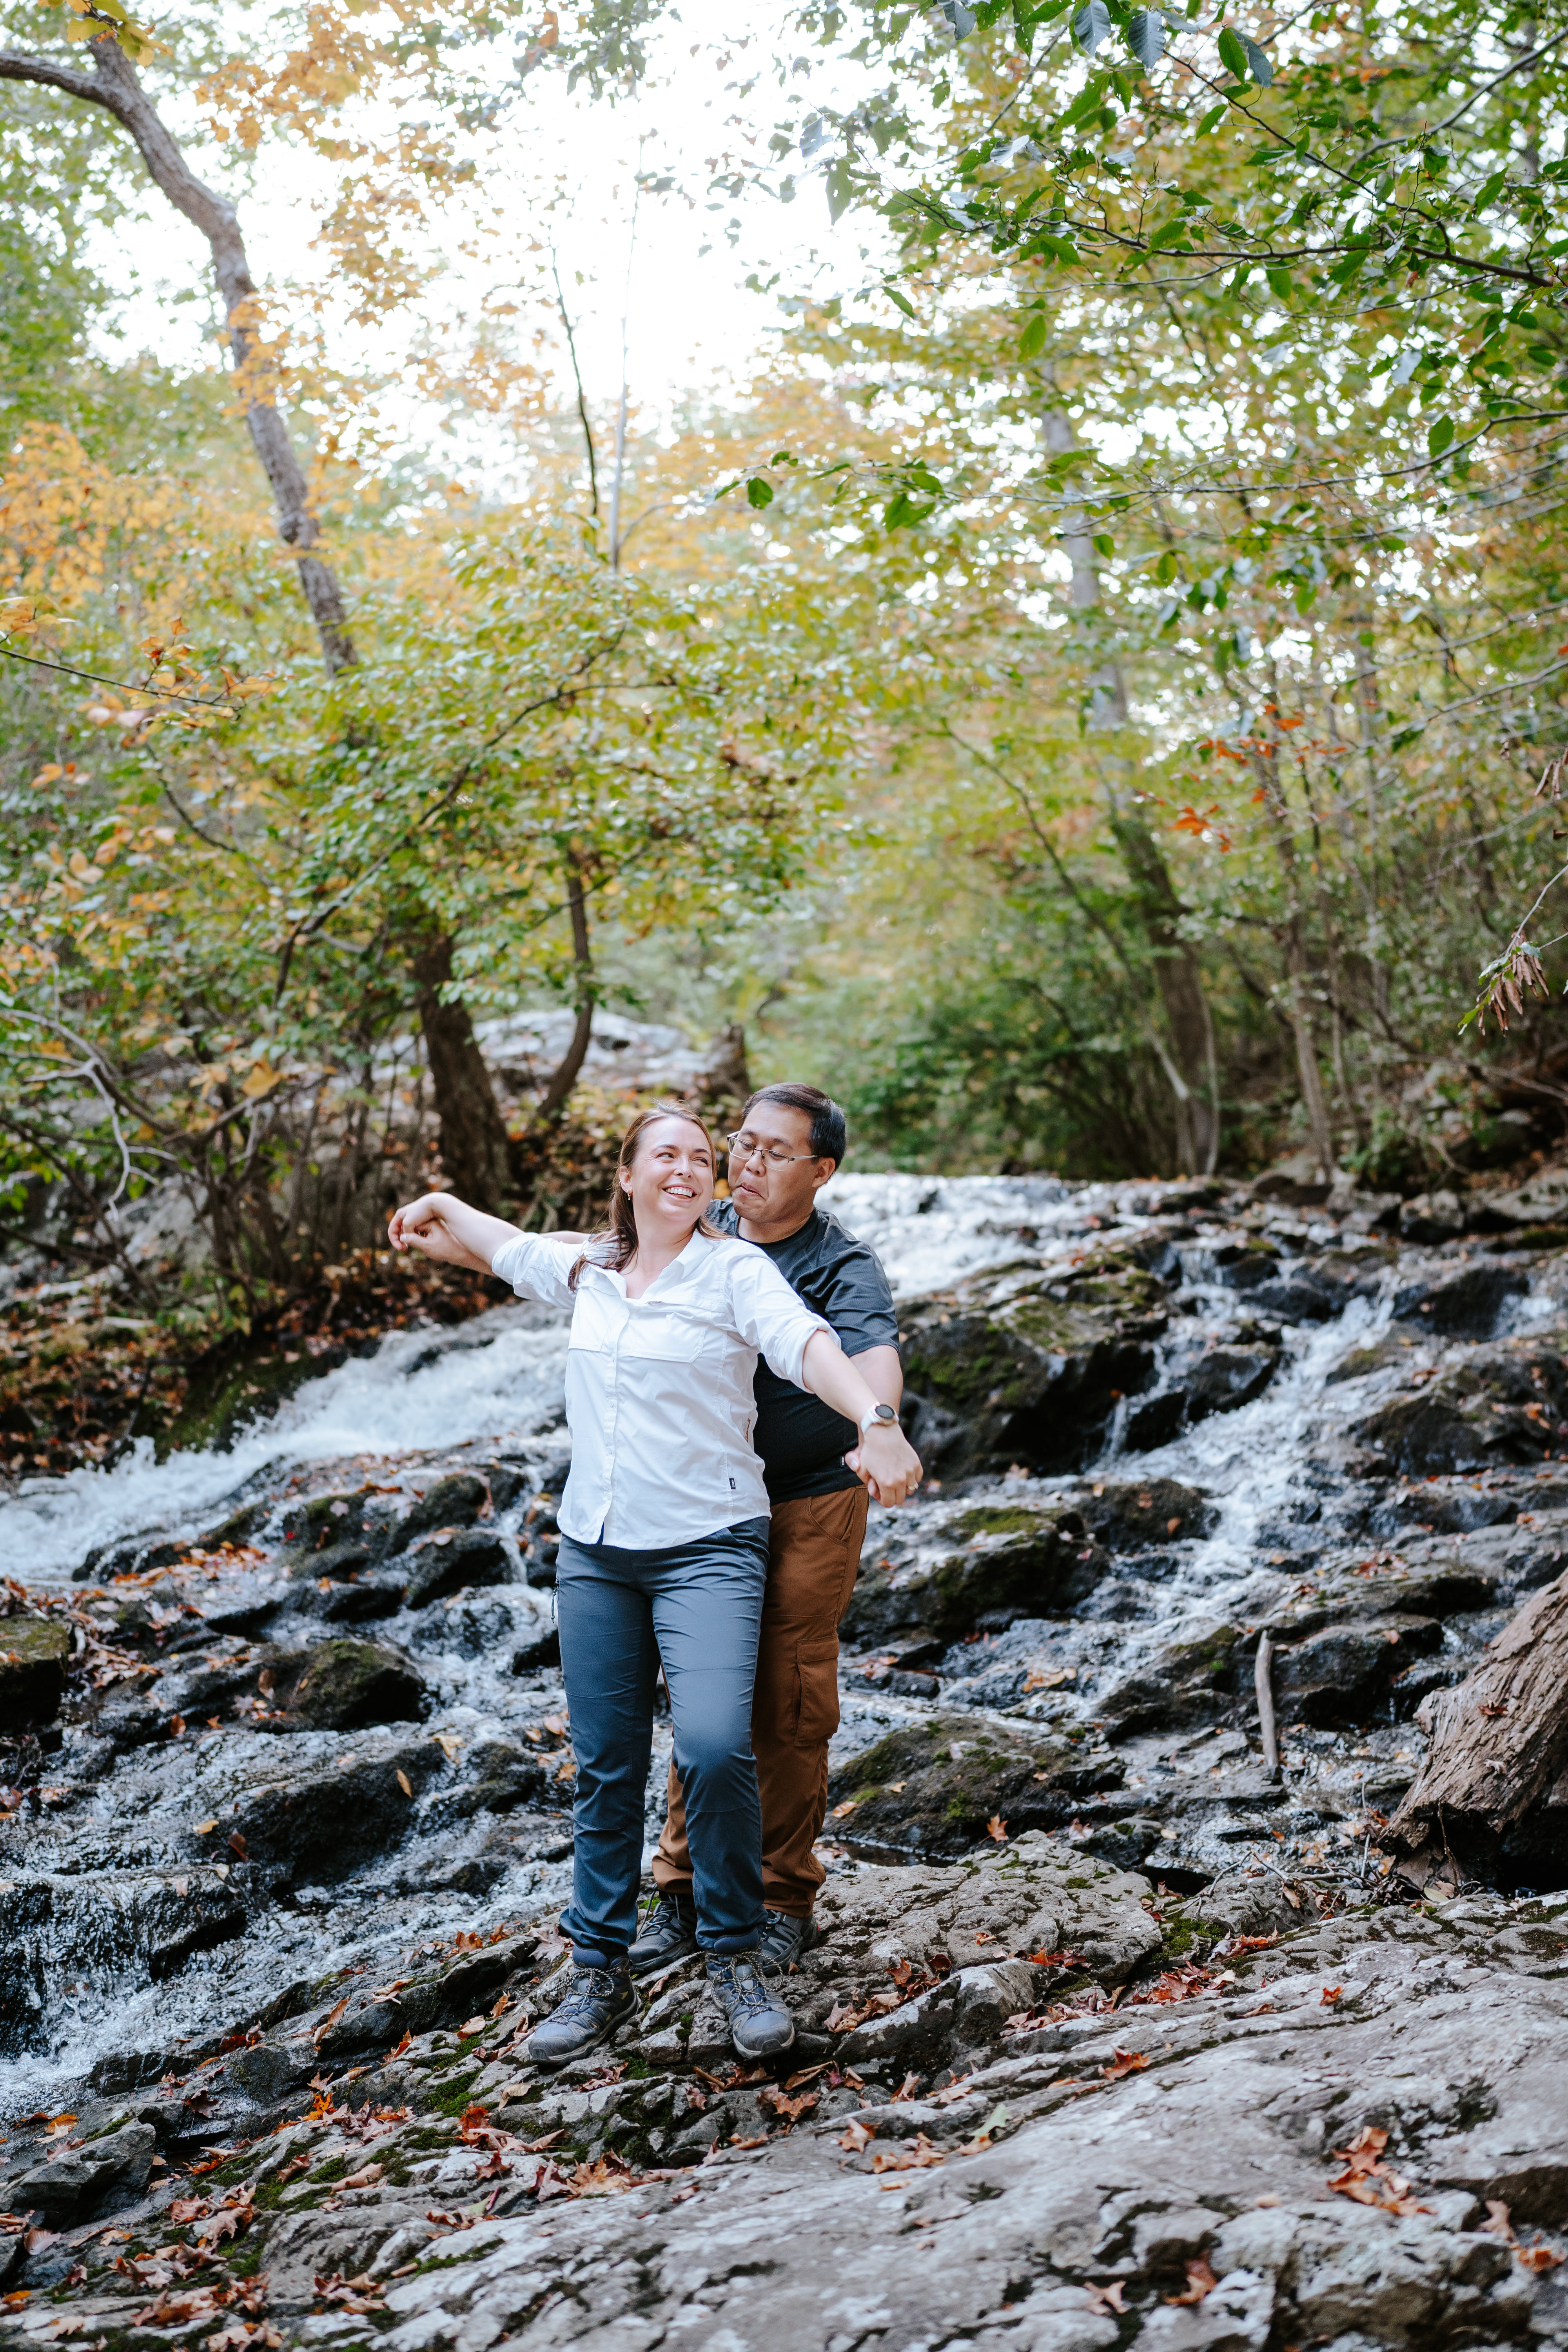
[652,1484,869,1918]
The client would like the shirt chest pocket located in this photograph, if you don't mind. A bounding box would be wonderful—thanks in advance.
[620,1307,710,1362]
[567,1291,620,1354]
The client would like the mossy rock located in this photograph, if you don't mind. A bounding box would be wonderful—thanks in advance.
[0,1614,72,1723]
[826,1713,1123,1857]
[1356,1328,1568,1475]
[1078,1479,1217,1553]
[843,1504,1106,1644]
[1096,1618,1243,1737]
[899,1248,1169,1476]
[261,1637,426,1730]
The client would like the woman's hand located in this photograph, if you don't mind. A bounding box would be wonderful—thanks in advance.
[388,1193,520,1276]
[848,1421,923,1507]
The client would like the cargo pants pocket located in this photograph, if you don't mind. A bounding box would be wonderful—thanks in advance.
[794,1635,840,1748]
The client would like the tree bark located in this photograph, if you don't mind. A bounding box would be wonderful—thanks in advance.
[0,35,355,672]
[414,938,515,1213]
[1381,1566,1568,1894]
[1042,405,1219,1174]
[533,859,595,1126]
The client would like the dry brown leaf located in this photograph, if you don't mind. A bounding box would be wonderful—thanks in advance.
[1085,2282,1127,2315]
[396,1770,413,1797]
[1102,2049,1149,2080]
[986,1815,1008,1842]
[837,2119,874,2153]
[1165,2256,1218,2305]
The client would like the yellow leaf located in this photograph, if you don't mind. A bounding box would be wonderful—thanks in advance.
[241,1062,278,1097]
[69,849,89,877]
[196,1817,218,1834]
[31,764,62,788]
[396,1769,413,1797]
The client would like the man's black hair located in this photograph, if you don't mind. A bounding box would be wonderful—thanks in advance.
[742,1082,847,1168]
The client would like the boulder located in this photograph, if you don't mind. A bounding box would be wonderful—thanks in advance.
[0,1613,71,1723]
[1096,1616,1242,1737]
[1122,1341,1281,1450]
[825,1714,1122,1855]
[1358,1330,1568,1475]
[898,1247,1169,1475]
[275,1487,380,1566]
[9,2121,156,2225]
[384,1474,492,1555]
[1270,1614,1443,1726]
[404,1528,513,1608]
[842,1503,1105,1647]
[1391,1261,1529,1339]
[258,1637,425,1730]
[1078,1479,1217,1552]
[218,1733,442,1878]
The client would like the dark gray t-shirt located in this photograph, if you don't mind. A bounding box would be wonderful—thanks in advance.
[709,1198,899,1503]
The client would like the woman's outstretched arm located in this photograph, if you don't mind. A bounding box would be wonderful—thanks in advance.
[801,1328,923,1506]
[388,1192,526,1277]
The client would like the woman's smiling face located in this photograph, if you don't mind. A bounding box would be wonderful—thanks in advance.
[619,1113,716,1239]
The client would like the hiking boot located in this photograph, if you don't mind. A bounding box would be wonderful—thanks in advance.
[758,1908,815,1976]
[706,1948,796,2059]
[526,1962,638,2067]
[628,1887,699,1980]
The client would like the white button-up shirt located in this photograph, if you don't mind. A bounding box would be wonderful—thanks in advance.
[489,1228,832,1547]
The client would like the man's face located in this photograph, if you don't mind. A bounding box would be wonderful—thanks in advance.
[726,1100,834,1226]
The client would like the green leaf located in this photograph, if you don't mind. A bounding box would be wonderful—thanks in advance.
[746,478,775,509]
[1019,310,1048,357]
[1265,266,1291,298]
[826,159,856,221]
[1155,549,1177,583]
[1196,102,1226,133]
[1216,25,1248,79]
[887,286,917,317]
[1125,7,1165,65]
[1240,32,1273,83]
[1073,0,1112,53]
[1426,414,1455,457]
[1091,532,1115,556]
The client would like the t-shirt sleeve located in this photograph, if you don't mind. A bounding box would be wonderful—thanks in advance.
[489,1232,582,1308]
[724,1246,831,1389]
[816,1242,900,1356]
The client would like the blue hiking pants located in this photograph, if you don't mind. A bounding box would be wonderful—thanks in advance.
[555,1515,770,1970]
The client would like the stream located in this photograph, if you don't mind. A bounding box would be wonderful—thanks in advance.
[3,1169,1564,2127]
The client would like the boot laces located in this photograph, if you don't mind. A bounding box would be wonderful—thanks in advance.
[717,1953,775,2018]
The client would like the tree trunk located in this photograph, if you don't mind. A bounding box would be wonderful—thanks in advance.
[1381,1566,1568,1895]
[533,858,595,1126]
[1042,405,1219,1174]
[414,938,514,1213]
[0,34,355,672]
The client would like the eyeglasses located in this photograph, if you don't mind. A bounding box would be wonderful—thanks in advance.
[725,1131,819,1169]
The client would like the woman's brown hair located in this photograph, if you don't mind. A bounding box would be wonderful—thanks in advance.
[567,1102,726,1290]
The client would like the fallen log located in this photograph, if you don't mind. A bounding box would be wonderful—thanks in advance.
[1380,1565,1568,1896]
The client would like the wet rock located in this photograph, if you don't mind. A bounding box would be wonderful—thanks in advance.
[1392,1260,1530,1339]
[274,1488,381,1565]
[384,1474,492,1555]
[898,1246,1169,1475]
[403,1528,512,1608]
[1358,1330,1568,1474]
[826,1714,1122,1855]
[1078,1478,1217,1552]
[1402,1188,1467,1243]
[8,2120,155,2224]
[258,1637,425,1730]
[221,1734,442,1877]
[1272,1615,1445,1725]
[1123,1339,1281,1449]
[842,1503,1105,1646]
[1096,1616,1242,1737]
[435,1739,549,1820]
[0,1614,71,1724]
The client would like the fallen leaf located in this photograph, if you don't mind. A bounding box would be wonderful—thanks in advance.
[1166,2256,1218,2305]
[459,2018,488,2037]
[195,1818,218,1835]
[759,2083,819,2123]
[169,1715,186,1737]
[986,1815,1008,1842]
[1320,1985,1343,2005]
[312,1995,350,2046]
[837,2119,874,2153]
[1517,2243,1566,2273]
[1102,2049,1149,2080]
[829,1800,859,1819]
[1085,2282,1127,2315]
[396,1770,413,1797]
[228,1831,248,1861]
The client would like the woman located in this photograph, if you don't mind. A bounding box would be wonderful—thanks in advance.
[388,1103,921,2067]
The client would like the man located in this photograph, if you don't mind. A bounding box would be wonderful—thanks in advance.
[628,1082,917,1978]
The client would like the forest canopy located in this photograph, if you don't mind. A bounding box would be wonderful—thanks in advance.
[4,0,1568,1332]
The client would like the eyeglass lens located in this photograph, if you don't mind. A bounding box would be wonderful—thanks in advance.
[728,1134,797,1165]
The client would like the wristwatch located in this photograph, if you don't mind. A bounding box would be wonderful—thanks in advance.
[860,1402,900,1434]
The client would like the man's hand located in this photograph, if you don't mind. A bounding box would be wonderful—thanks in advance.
[847,1421,923,1508]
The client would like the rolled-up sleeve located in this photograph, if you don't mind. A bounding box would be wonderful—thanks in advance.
[725,1246,832,1389]
[490,1232,582,1308]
